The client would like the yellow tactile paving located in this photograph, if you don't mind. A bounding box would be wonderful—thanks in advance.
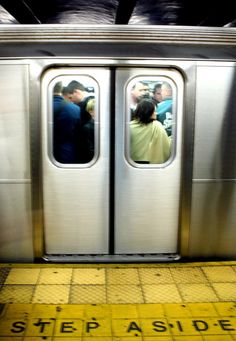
[170,267,208,283]
[212,282,236,300]
[107,268,140,284]
[32,284,70,304]
[143,284,182,303]
[4,268,40,285]
[72,268,106,284]
[139,267,174,284]
[178,283,219,302]
[202,266,236,282]
[0,285,34,303]
[38,268,73,284]
[70,285,106,303]
[0,261,236,339]
[107,284,143,303]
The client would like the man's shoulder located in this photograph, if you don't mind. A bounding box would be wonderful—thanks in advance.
[65,101,81,111]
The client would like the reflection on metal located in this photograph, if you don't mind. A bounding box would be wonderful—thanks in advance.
[0,1,40,24]
[0,0,235,26]
[0,5,18,24]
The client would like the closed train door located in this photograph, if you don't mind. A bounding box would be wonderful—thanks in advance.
[41,65,184,260]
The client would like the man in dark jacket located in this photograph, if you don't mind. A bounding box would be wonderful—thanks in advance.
[53,82,82,163]
[67,80,95,126]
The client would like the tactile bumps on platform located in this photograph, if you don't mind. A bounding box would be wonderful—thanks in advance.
[0,285,34,303]
[0,264,236,305]
[107,284,144,303]
[143,284,182,303]
[178,283,219,302]
[170,267,208,283]
[70,285,106,303]
[38,268,73,284]
[32,284,70,304]
[139,267,174,284]
[107,268,140,285]
[72,268,106,284]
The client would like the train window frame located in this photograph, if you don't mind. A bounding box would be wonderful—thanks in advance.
[125,75,177,168]
[48,74,100,168]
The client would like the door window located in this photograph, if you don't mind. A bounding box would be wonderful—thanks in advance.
[50,75,98,165]
[126,76,176,165]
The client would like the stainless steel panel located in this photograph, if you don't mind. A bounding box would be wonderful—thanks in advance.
[0,62,33,261]
[41,68,110,254]
[189,63,236,258]
[189,181,236,257]
[115,68,184,254]
[193,63,236,180]
[0,63,30,180]
[0,183,34,261]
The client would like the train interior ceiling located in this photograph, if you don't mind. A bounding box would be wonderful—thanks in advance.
[0,0,236,26]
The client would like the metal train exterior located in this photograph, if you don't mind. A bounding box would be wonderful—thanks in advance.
[0,25,236,262]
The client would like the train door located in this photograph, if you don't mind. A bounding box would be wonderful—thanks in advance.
[41,66,184,260]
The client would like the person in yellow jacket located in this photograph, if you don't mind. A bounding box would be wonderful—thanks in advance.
[130,98,171,164]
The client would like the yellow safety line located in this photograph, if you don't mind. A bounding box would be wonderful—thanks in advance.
[0,302,236,339]
[1,260,236,268]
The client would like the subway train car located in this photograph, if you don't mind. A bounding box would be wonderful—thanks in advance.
[0,25,236,262]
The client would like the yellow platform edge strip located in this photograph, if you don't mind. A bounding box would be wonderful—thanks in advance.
[1,260,236,268]
[0,302,236,339]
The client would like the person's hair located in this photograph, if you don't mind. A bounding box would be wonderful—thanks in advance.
[131,80,148,90]
[62,86,69,96]
[67,80,86,93]
[133,99,156,124]
[86,98,95,113]
[54,81,63,94]
[153,83,162,94]
[162,81,172,92]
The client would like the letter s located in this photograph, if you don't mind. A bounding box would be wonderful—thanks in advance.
[11,321,26,333]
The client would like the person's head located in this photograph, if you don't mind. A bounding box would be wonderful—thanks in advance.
[133,99,156,124]
[86,98,95,118]
[131,81,150,104]
[161,81,172,100]
[153,83,162,103]
[67,80,86,104]
[53,81,63,95]
[62,86,72,101]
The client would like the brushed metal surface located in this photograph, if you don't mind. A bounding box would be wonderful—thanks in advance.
[115,68,184,254]
[41,68,110,254]
[0,184,33,261]
[193,63,236,180]
[0,63,31,180]
[189,62,236,258]
[0,63,33,261]
[189,181,236,257]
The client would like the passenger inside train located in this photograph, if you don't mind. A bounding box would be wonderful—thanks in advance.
[52,75,175,167]
[53,81,82,163]
[130,98,171,164]
[157,81,173,137]
[52,77,96,164]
